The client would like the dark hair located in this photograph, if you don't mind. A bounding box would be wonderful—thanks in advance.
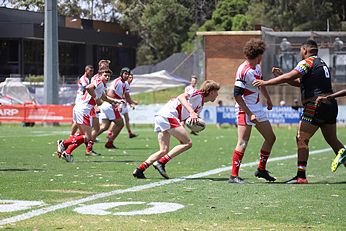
[302,39,318,54]
[243,39,266,60]
[85,65,94,71]
[302,39,318,48]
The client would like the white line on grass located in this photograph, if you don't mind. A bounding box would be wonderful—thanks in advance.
[0,147,333,226]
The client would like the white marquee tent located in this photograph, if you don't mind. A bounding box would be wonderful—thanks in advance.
[131,70,189,94]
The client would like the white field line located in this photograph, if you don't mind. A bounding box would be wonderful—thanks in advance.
[0,147,332,226]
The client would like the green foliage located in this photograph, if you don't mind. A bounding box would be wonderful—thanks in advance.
[24,75,44,83]
[247,0,342,31]
[200,0,250,31]
[120,0,192,65]
[8,0,44,11]
[231,14,252,30]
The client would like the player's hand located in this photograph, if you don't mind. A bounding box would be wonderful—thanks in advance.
[189,111,199,124]
[272,67,283,77]
[267,100,273,110]
[315,96,329,105]
[252,79,266,87]
[250,114,258,124]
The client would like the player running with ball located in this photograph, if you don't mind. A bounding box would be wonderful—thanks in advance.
[133,80,220,179]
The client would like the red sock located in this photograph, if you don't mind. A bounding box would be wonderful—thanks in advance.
[231,150,244,177]
[159,155,172,164]
[63,134,84,147]
[86,140,94,152]
[65,135,85,154]
[107,130,113,137]
[258,149,270,170]
[138,162,150,171]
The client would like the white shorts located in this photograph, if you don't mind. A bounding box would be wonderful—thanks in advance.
[236,104,268,126]
[99,102,121,121]
[120,102,128,115]
[73,106,92,126]
[154,115,181,132]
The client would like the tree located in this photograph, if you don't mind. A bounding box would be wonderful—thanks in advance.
[199,0,250,31]
[119,0,192,65]
[247,0,341,31]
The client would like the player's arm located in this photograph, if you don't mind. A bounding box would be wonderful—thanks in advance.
[272,67,300,87]
[260,86,273,110]
[100,93,122,106]
[124,92,138,108]
[86,83,103,105]
[316,89,346,104]
[177,92,198,123]
[253,70,301,87]
[233,86,257,123]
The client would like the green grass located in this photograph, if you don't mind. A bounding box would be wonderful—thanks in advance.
[0,124,346,230]
[131,86,185,104]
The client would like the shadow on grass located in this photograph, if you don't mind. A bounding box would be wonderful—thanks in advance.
[0,168,44,172]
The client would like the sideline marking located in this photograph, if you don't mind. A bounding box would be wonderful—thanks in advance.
[0,147,332,226]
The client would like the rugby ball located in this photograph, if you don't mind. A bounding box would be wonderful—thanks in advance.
[185,117,206,133]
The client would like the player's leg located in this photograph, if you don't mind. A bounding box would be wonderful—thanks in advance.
[286,121,318,184]
[254,120,277,181]
[229,124,252,184]
[106,119,124,148]
[106,122,114,139]
[63,117,92,163]
[70,121,78,136]
[86,116,101,156]
[320,123,346,172]
[153,126,192,179]
[124,112,137,138]
[105,109,124,149]
[133,131,170,179]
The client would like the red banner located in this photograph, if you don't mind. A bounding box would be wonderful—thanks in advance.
[0,104,73,123]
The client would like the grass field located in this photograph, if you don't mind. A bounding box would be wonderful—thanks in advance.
[0,124,345,230]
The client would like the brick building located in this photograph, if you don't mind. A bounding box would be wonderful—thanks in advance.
[197,30,346,105]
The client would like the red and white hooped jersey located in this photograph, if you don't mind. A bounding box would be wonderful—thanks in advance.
[234,61,262,110]
[108,77,130,100]
[75,76,106,111]
[75,74,90,104]
[157,88,204,122]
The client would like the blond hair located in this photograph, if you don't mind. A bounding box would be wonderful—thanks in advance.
[98,59,111,69]
[199,80,220,96]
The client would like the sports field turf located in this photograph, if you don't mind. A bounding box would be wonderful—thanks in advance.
[0,124,345,230]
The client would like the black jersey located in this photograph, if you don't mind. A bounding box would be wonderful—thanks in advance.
[294,55,333,101]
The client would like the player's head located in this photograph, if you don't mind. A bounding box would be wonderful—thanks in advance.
[85,65,94,77]
[243,39,266,63]
[300,39,318,59]
[120,67,131,81]
[98,59,111,69]
[128,72,134,84]
[98,67,112,83]
[199,80,220,102]
[190,75,198,87]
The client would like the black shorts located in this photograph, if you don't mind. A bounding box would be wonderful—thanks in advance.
[301,100,338,126]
